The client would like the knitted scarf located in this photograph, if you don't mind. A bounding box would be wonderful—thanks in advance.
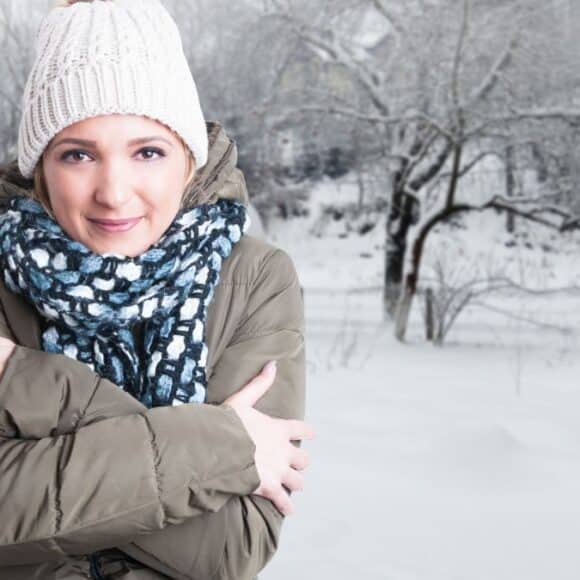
[0,195,248,408]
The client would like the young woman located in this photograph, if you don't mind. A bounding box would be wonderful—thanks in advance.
[0,0,313,578]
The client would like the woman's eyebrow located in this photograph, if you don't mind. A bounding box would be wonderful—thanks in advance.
[49,136,174,150]
[128,136,174,147]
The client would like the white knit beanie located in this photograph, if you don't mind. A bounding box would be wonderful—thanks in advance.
[17,0,208,179]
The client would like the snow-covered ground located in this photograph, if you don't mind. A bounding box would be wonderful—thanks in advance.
[260,177,580,580]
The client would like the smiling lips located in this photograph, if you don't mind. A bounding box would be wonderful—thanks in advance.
[89,217,143,233]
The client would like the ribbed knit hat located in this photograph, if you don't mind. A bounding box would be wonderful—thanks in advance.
[17,0,208,179]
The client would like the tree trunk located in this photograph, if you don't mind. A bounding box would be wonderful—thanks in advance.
[395,142,463,341]
[357,169,365,212]
[394,222,423,341]
[425,287,434,341]
[531,143,548,183]
[384,170,416,317]
[394,271,416,341]
[505,144,515,233]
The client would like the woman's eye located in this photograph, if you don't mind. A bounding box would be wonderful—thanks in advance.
[138,147,166,160]
[61,150,91,162]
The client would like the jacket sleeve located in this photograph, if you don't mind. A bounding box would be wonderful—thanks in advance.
[117,248,306,580]
[0,329,260,564]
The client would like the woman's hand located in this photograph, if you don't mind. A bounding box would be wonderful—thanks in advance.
[224,361,315,517]
[0,337,16,380]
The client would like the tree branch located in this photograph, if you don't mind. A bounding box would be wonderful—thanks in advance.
[464,34,517,108]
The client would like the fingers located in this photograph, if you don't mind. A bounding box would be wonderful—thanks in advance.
[283,467,305,492]
[264,469,304,515]
[290,447,310,471]
[224,360,277,408]
[285,419,316,441]
[271,486,295,516]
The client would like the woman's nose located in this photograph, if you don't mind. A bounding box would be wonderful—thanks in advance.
[93,162,133,209]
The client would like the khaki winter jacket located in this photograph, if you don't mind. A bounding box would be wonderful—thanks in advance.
[0,122,306,579]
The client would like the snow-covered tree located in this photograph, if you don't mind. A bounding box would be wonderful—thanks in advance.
[265,0,580,340]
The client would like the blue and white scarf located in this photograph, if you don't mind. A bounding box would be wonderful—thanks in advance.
[0,196,248,408]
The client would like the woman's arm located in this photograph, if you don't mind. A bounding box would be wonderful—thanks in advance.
[117,248,307,580]
[0,342,260,565]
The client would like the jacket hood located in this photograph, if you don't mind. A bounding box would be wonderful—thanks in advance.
[0,121,248,209]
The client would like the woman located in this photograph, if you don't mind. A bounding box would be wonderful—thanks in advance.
[0,0,312,578]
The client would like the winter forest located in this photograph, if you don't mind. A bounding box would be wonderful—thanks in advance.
[2,0,580,578]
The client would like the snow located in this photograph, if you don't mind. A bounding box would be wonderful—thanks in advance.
[260,176,580,580]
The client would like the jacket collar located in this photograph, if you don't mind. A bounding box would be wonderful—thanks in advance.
[184,121,249,207]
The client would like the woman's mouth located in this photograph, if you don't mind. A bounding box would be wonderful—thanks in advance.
[88,217,143,233]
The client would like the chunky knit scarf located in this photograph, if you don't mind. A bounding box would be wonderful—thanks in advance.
[0,196,248,408]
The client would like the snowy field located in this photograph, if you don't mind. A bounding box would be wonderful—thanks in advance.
[261,178,580,580]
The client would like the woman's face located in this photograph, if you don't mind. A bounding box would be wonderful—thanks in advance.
[42,114,193,257]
